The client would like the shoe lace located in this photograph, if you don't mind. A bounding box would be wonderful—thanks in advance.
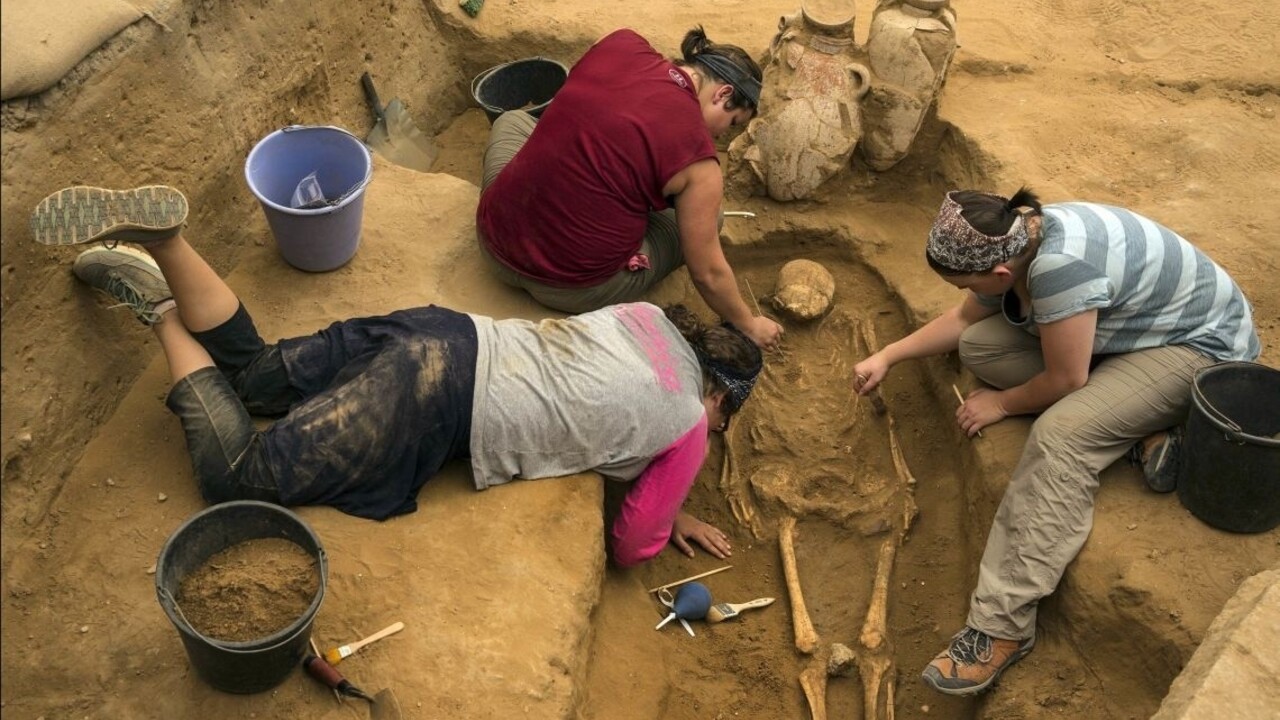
[948,627,993,666]
[104,274,161,325]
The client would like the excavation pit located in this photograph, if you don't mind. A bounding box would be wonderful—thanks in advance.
[2,3,1276,719]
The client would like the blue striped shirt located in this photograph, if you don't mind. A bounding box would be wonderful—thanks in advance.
[978,202,1259,362]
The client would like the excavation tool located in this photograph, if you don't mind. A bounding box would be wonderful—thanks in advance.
[951,383,984,438]
[646,565,732,594]
[303,650,404,720]
[705,597,775,623]
[325,621,405,664]
[359,72,437,172]
[655,582,712,637]
[303,651,374,702]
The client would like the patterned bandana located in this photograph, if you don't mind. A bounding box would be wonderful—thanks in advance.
[695,323,763,413]
[926,191,1030,273]
[694,53,762,108]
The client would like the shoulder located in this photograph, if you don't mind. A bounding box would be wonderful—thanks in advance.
[592,28,656,55]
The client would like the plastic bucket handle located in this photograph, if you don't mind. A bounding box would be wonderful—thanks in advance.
[254,125,373,216]
[1192,364,1280,447]
[470,57,561,113]
[157,545,328,653]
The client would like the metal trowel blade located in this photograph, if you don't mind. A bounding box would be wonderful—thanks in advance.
[370,688,403,720]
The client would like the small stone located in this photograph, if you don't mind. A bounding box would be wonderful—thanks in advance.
[157,493,168,502]
[921,705,930,714]
[79,625,89,633]
[16,431,33,448]
[146,563,157,575]
[106,478,116,487]
[1126,523,1137,531]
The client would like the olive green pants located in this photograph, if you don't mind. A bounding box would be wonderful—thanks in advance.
[477,110,686,314]
[959,316,1213,640]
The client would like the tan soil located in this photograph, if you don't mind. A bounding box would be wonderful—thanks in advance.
[176,537,320,643]
[2,1,1278,719]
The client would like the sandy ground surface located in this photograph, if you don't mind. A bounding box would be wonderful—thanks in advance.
[2,1,1278,719]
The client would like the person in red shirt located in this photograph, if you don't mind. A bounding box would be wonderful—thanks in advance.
[477,26,783,350]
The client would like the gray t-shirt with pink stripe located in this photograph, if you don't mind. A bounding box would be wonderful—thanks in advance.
[466,303,706,489]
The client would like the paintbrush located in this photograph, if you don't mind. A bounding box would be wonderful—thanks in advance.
[706,597,776,623]
[324,621,405,664]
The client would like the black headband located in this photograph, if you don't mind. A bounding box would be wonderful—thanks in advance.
[694,53,762,108]
[693,323,763,413]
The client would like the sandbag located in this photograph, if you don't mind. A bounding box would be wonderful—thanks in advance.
[1,0,143,100]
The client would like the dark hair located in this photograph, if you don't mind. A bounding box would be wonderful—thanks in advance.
[678,26,762,111]
[925,186,1043,276]
[664,304,761,400]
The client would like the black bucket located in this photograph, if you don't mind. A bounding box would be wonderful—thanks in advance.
[1177,361,1280,533]
[471,57,569,125]
[155,501,328,694]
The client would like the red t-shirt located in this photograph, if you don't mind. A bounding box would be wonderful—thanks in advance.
[476,29,719,287]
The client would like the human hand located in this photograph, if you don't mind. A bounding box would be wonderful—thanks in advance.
[742,316,783,350]
[955,387,1008,437]
[852,353,891,394]
[671,511,732,560]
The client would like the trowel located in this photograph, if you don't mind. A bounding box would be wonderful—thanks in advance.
[359,72,438,172]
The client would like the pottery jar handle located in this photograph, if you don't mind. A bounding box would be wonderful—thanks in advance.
[847,62,872,100]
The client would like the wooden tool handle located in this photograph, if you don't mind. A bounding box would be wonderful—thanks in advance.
[349,621,405,653]
[728,597,776,612]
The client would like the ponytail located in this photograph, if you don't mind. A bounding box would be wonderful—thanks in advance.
[676,26,763,110]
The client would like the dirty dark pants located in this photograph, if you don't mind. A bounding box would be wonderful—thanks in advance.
[164,304,477,520]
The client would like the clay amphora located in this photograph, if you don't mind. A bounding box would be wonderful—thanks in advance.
[860,0,958,170]
[728,2,872,201]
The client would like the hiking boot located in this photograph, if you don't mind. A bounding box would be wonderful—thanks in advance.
[1127,428,1182,493]
[30,185,188,246]
[921,626,1035,696]
[72,245,174,326]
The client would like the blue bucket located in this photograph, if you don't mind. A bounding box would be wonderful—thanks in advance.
[244,125,373,272]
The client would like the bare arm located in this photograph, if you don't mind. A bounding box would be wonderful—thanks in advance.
[853,293,997,392]
[956,310,1097,435]
[665,159,781,348]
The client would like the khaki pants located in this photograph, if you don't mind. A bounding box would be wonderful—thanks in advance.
[959,316,1214,640]
[477,110,687,314]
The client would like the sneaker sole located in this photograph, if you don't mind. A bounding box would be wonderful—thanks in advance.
[30,185,188,246]
[921,636,1037,696]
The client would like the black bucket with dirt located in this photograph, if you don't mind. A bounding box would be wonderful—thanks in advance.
[155,500,328,694]
[1177,361,1280,533]
[472,57,568,124]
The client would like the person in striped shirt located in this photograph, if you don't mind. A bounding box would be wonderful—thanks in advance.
[853,187,1259,695]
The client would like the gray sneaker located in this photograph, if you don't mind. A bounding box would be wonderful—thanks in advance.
[30,185,188,246]
[72,246,174,326]
[1128,428,1182,493]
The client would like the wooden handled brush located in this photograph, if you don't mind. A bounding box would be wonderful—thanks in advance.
[324,621,405,664]
[705,597,776,623]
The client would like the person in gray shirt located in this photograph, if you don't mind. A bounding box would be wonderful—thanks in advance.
[853,187,1259,695]
[32,184,764,568]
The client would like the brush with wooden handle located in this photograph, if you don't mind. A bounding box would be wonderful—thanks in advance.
[706,597,776,623]
[324,621,405,664]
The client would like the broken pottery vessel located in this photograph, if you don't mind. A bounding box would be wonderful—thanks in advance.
[728,2,871,201]
[860,0,958,171]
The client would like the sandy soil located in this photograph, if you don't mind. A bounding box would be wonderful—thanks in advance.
[2,1,1278,719]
